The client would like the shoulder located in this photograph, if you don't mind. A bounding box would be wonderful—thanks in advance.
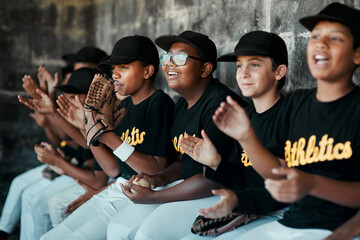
[146,89,174,112]
[205,79,248,108]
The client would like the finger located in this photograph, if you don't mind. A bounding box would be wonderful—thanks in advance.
[57,108,67,119]
[65,199,82,214]
[54,72,59,86]
[180,144,194,156]
[41,142,52,148]
[128,175,137,183]
[56,148,66,158]
[120,183,133,196]
[75,95,84,107]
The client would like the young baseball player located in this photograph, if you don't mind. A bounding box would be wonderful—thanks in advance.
[179,30,289,240]
[109,30,248,240]
[210,3,360,239]
[40,35,175,240]
[17,68,107,240]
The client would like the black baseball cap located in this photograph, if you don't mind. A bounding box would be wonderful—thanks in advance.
[98,35,159,67]
[217,31,288,66]
[299,2,360,47]
[55,68,101,94]
[155,30,218,70]
[62,47,108,64]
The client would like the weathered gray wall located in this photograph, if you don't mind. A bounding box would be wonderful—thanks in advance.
[1,0,360,236]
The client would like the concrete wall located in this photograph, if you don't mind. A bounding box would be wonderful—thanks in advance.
[1,0,360,234]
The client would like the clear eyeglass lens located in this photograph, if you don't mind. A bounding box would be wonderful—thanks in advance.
[160,54,188,66]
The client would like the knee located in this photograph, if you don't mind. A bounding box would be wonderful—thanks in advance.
[29,191,49,215]
[47,194,59,211]
[11,174,30,193]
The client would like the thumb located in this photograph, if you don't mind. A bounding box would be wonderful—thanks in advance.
[201,130,211,144]
[211,188,227,197]
[226,96,241,112]
[271,167,292,177]
[36,88,47,98]
[76,180,89,190]
[29,112,35,119]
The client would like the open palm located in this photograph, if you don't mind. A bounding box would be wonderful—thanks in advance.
[57,94,85,130]
[213,96,250,141]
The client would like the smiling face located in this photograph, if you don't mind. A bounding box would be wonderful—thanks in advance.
[111,61,148,96]
[235,56,279,99]
[161,42,203,93]
[307,20,360,83]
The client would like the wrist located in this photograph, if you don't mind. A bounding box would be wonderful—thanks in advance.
[307,173,318,196]
[210,154,222,171]
[236,127,255,145]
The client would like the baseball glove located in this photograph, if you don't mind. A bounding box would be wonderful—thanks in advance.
[191,212,260,236]
[84,74,123,146]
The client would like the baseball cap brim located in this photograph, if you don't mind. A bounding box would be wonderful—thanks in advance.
[300,14,350,31]
[217,48,275,62]
[98,55,138,66]
[55,85,87,94]
[155,35,202,53]
[217,53,237,62]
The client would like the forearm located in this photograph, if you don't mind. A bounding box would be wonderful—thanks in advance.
[90,144,120,178]
[54,157,106,189]
[156,160,182,185]
[46,114,68,140]
[43,127,62,146]
[49,112,87,148]
[310,175,360,208]
[149,174,221,204]
[238,128,282,179]
[101,132,167,174]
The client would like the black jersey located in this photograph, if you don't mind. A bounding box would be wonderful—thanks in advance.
[170,79,248,179]
[114,89,174,177]
[206,97,287,215]
[279,87,360,230]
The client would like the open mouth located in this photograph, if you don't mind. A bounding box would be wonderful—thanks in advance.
[167,71,180,77]
[314,54,329,65]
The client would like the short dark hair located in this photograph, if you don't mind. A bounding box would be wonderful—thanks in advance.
[139,61,159,81]
[270,58,286,90]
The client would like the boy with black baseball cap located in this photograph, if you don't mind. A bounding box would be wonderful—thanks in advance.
[180,30,289,239]
[41,35,175,240]
[209,2,360,239]
[112,30,248,240]
[62,46,108,70]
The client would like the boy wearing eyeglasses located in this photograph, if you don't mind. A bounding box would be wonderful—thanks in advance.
[113,30,248,240]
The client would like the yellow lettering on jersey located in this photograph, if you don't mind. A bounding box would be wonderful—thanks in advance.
[241,151,252,167]
[284,134,352,167]
[120,127,146,146]
[172,132,196,154]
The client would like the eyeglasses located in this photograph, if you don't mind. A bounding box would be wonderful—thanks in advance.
[160,53,203,66]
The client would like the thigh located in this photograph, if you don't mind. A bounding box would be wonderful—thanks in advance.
[107,203,160,240]
[48,184,85,226]
[135,196,220,240]
[41,182,132,240]
[32,175,77,211]
[234,221,332,240]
